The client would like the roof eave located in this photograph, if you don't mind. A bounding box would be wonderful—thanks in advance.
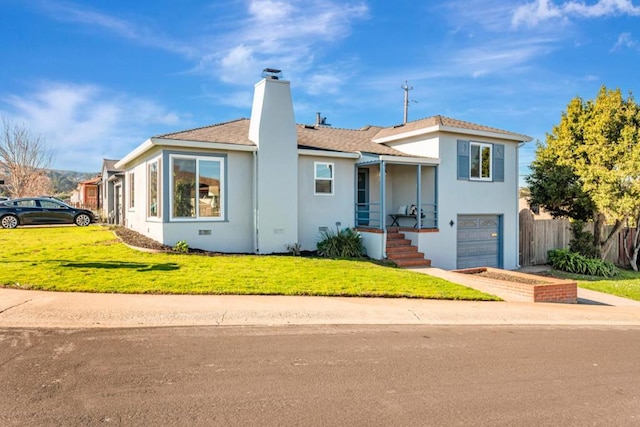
[115,139,153,169]
[372,125,440,143]
[372,125,532,144]
[298,148,360,159]
[115,137,257,169]
[379,155,440,165]
[152,137,257,152]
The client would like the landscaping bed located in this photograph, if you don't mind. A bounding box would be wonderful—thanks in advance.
[453,267,578,303]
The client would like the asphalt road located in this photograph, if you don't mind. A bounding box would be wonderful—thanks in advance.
[2,325,640,426]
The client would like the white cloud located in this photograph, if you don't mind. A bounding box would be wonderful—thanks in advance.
[40,0,368,92]
[202,0,368,89]
[513,0,640,28]
[1,82,185,171]
[612,32,639,50]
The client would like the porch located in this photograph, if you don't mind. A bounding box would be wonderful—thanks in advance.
[354,157,439,232]
[353,156,439,262]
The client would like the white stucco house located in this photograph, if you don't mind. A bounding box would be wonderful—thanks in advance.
[115,70,531,270]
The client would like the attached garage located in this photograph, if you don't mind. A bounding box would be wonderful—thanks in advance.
[456,215,502,269]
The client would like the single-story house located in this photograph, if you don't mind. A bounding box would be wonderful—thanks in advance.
[115,70,531,270]
[70,176,101,210]
[98,159,124,224]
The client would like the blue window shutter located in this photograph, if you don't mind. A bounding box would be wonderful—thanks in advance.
[457,140,470,180]
[493,143,504,182]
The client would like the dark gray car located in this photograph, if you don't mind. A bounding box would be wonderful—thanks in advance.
[0,197,95,228]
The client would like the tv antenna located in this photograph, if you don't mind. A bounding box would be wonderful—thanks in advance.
[401,81,417,124]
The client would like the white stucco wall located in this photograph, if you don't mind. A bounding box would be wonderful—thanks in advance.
[120,146,255,253]
[123,149,164,243]
[297,155,356,251]
[387,136,439,158]
[161,150,254,253]
[391,133,520,270]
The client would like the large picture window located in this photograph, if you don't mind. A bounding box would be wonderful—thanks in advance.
[171,155,224,220]
[314,162,334,195]
[470,142,492,180]
[148,159,160,218]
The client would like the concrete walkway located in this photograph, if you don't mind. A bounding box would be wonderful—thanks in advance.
[413,266,640,307]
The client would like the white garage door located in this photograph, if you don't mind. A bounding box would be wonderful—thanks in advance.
[457,215,501,269]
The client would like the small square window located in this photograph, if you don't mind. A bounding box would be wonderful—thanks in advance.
[314,162,334,195]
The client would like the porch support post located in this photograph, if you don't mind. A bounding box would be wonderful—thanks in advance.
[435,165,439,229]
[380,161,386,258]
[416,164,422,230]
[380,161,386,231]
[353,165,358,227]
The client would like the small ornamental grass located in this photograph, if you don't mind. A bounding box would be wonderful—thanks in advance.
[316,227,366,259]
[548,248,618,278]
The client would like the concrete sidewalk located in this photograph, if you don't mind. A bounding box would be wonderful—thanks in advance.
[2,283,640,328]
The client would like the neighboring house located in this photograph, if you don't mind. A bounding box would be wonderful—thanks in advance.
[115,71,531,270]
[518,197,554,220]
[98,159,124,224]
[71,176,101,210]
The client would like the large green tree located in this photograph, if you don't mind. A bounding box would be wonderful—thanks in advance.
[527,86,640,264]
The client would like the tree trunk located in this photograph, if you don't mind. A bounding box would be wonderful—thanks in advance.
[623,214,640,271]
[599,218,624,261]
[593,212,605,258]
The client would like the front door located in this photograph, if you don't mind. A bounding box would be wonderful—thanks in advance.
[114,184,122,225]
[357,168,369,226]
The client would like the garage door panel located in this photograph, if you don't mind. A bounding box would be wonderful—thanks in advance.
[457,215,501,269]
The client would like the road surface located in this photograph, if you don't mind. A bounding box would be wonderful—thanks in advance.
[2,324,639,426]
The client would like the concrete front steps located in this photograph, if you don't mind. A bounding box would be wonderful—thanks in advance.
[386,229,431,267]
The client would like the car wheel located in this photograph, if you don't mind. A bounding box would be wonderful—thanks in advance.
[75,214,92,227]
[1,215,19,229]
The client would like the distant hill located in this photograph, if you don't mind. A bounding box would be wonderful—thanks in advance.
[48,170,97,197]
[0,166,96,198]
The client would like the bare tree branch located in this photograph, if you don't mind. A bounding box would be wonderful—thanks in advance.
[0,117,54,198]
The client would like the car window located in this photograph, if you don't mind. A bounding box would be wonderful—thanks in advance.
[39,200,66,209]
[15,200,37,207]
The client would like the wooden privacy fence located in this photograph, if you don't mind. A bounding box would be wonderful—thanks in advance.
[519,209,629,267]
[519,209,571,267]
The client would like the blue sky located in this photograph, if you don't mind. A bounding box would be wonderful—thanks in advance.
[1,0,639,179]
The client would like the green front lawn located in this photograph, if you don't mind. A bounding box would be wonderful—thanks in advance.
[0,226,498,300]
[546,269,640,301]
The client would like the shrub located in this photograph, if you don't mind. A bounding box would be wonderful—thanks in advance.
[285,242,302,256]
[316,227,366,259]
[548,248,618,277]
[569,220,598,258]
[174,240,189,253]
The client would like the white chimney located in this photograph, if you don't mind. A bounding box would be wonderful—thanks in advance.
[249,69,298,254]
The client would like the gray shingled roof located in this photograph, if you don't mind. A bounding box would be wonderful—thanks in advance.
[156,118,254,146]
[373,115,530,141]
[296,124,413,156]
[103,159,123,172]
[151,115,529,156]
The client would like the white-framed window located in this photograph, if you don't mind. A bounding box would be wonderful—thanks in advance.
[148,159,161,218]
[128,172,135,209]
[314,162,334,195]
[170,154,224,220]
[470,142,492,181]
